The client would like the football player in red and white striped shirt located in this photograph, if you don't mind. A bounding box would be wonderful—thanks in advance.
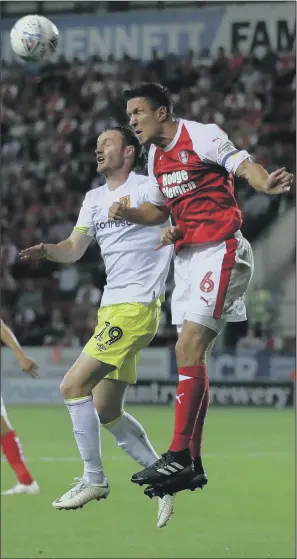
[108,83,293,498]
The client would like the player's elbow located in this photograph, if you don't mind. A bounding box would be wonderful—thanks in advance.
[65,253,82,264]
[67,249,84,263]
[155,214,170,225]
[149,205,170,225]
[64,236,89,262]
[235,159,253,181]
[235,159,268,191]
[148,215,168,226]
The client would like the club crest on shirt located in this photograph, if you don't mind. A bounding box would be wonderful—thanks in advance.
[178,150,188,164]
[119,195,131,208]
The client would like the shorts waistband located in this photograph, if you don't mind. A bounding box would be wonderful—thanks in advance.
[100,297,161,310]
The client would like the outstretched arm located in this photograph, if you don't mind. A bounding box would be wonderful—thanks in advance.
[20,190,96,263]
[19,230,92,264]
[191,123,293,195]
[235,160,293,195]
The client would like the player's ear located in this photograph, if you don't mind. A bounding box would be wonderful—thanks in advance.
[125,145,135,159]
[157,106,167,123]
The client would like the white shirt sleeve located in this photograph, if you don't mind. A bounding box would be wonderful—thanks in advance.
[74,192,96,237]
[186,121,251,175]
[146,145,167,206]
[139,177,167,206]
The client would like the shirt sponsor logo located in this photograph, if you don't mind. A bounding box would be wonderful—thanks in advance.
[162,181,196,199]
[162,170,189,186]
[161,170,195,198]
[95,220,133,230]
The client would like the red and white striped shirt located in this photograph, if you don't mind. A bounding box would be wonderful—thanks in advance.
[148,119,251,252]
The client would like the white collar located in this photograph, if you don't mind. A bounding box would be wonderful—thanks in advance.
[162,119,183,152]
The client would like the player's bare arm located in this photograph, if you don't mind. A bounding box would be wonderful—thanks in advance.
[236,160,293,195]
[155,226,183,250]
[1,316,39,493]
[19,230,92,264]
[108,201,170,225]
[0,319,38,377]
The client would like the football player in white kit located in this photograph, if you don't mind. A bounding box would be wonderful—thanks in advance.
[20,126,174,527]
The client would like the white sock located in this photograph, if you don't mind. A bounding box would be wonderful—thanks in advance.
[103,411,159,468]
[66,396,105,485]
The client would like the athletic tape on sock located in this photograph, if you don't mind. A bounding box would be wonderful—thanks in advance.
[64,395,92,406]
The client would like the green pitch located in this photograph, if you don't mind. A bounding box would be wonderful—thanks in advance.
[1,405,295,559]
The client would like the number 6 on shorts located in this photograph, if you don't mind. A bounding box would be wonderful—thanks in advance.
[200,271,214,293]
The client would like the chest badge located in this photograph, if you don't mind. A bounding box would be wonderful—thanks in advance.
[178,150,188,164]
[119,195,131,208]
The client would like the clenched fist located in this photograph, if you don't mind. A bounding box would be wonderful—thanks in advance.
[108,200,129,221]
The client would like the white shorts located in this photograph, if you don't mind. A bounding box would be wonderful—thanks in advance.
[1,394,12,428]
[172,231,254,334]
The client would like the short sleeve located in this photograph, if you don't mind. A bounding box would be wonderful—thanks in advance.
[140,178,167,206]
[187,122,251,175]
[74,193,96,237]
[146,146,167,206]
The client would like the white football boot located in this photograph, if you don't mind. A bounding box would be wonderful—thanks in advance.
[52,477,110,510]
[157,493,175,528]
[2,480,40,495]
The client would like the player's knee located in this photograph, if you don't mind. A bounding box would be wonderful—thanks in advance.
[176,321,217,366]
[60,378,69,399]
[60,376,80,399]
[176,327,212,366]
[176,337,206,365]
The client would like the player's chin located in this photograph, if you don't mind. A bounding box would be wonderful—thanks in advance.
[97,162,107,173]
[136,131,146,145]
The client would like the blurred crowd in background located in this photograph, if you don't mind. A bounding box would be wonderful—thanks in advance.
[1,45,295,351]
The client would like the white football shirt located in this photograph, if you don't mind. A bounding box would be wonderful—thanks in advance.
[75,172,172,307]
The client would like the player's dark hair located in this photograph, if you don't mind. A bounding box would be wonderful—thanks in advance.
[124,82,174,118]
[105,125,147,172]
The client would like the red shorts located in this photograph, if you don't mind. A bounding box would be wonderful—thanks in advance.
[171,231,253,333]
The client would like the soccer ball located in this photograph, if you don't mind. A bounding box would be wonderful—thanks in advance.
[10,15,59,62]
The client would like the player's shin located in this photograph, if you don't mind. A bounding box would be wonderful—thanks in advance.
[190,380,210,471]
[103,411,159,467]
[1,429,34,485]
[169,365,208,457]
[146,374,210,498]
[65,396,105,484]
[104,411,175,527]
[130,365,208,487]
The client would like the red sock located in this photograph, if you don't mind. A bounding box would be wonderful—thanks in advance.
[1,430,33,485]
[190,380,210,459]
[169,365,208,453]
